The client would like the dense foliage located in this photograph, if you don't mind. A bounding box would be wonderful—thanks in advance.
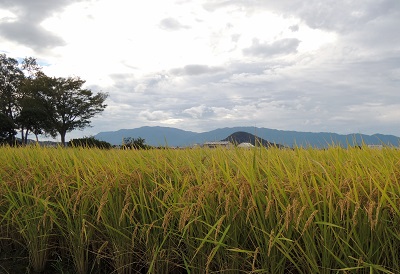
[68,137,112,149]
[123,137,152,149]
[0,146,399,273]
[0,53,108,146]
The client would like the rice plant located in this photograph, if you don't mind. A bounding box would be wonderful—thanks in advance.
[0,144,399,273]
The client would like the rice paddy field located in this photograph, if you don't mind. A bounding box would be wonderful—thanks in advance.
[0,145,399,273]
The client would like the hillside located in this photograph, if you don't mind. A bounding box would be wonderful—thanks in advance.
[94,126,400,148]
[222,131,284,148]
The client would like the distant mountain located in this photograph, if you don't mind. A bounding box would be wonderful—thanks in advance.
[95,126,197,147]
[94,126,400,148]
[222,131,284,148]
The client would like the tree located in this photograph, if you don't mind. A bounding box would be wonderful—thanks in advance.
[0,54,50,145]
[39,76,108,146]
[122,137,151,149]
[17,96,56,143]
[17,71,57,143]
[17,58,53,143]
[0,112,16,145]
[0,54,24,144]
[68,136,112,149]
[1,54,107,146]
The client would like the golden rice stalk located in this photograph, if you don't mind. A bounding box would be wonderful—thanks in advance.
[302,210,319,235]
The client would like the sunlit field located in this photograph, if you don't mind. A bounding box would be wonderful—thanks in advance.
[0,145,399,273]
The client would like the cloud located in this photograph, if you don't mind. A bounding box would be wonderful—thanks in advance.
[289,25,299,32]
[159,17,189,31]
[0,0,71,18]
[139,110,171,121]
[0,21,65,51]
[84,38,400,135]
[2,0,399,139]
[183,105,214,118]
[0,0,84,51]
[295,0,400,32]
[243,38,301,57]
[170,64,224,76]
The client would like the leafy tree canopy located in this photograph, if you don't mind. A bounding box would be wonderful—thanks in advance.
[40,76,108,146]
[0,53,108,146]
[0,112,16,144]
[123,137,151,150]
[0,54,24,144]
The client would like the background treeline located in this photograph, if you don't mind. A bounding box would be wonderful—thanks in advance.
[68,137,154,149]
[0,54,107,146]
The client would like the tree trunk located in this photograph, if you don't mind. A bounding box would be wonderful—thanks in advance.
[24,129,29,144]
[21,130,24,145]
[60,131,66,147]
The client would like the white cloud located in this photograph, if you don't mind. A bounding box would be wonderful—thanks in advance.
[0,8,17,22]
[139,110,172,121]
[183,105,211,118]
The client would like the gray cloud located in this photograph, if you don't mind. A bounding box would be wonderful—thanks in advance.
[243,38,300,57]
[295,0,400,32]
[159,17,189,31]
[163,53,398,134]
[203,0,400,32]
[0,20,65,51]
[289,25,299,32]
[170,64,224,76]
[84,55,400,137]
[0,0,72,18]
[83,36,400,136]
[0,0,86,51]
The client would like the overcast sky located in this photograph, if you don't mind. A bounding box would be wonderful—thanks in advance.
[1,0,399,140]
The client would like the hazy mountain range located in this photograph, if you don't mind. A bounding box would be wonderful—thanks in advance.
[94,126,400,148]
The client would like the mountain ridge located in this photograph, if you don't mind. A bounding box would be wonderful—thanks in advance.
[222,131,284,148]
[94,126,400,148]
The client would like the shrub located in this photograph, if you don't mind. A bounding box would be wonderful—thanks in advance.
[68,136,112,149]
